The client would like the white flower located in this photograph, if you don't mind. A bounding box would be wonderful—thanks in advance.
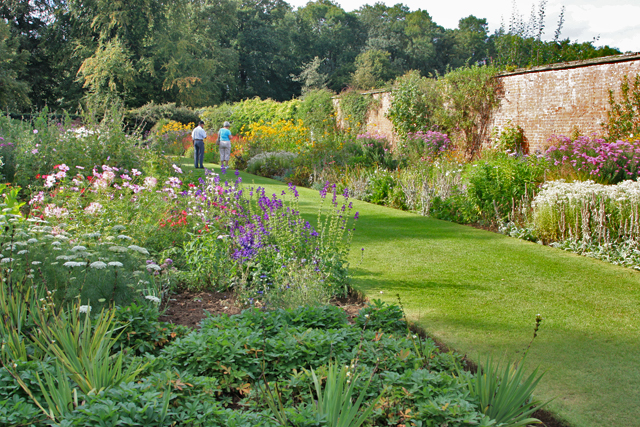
[32,261,42,265]
[109,246,129,253]
[128,245,149,255]
[1,258,13,264]
[51,241,62,246]
[27,238,38,244]
[108,261,123,267]
[117,235,132,241]
[145,295,161,304]
[17,250,28,255]
[79,305,91,314]
[146,264,162,271]
[82,232,101,238]
[63,261,84,268]
[71,245,87,252]
[90,261,107,269]
[112,225,126,231]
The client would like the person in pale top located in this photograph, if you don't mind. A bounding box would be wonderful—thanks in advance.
[191,121,206,169]
[217,121,232,170]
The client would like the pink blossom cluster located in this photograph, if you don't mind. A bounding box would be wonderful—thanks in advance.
[546,135,640,184]
[356,132,387,141]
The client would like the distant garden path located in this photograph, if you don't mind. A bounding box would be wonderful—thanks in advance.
[185,161,640,427]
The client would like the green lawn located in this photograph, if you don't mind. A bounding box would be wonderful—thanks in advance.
[182,160,640,427]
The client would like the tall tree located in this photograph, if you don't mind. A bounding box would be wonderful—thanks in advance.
[0,19,29,109]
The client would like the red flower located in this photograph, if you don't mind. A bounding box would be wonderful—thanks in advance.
[36,174,41,179]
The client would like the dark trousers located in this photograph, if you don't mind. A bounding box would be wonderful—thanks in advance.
[194,140,204,168]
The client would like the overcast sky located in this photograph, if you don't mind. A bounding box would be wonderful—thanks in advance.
[287,0,640,53]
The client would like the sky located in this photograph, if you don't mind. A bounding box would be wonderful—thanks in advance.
[286,0,640,53]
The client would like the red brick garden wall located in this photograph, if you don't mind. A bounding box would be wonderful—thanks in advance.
[336,53,640,153]
[492,54,640,153]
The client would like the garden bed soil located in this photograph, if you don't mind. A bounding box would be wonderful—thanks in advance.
[159,289,367,327]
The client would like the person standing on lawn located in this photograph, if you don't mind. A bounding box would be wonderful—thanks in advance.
[217,121,232,171]
[191,121,207,169]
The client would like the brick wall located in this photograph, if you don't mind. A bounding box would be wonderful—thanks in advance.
[335,53,640,153]
[492,54,640,153]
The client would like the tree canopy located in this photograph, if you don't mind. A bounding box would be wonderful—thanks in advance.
[0,0,622,111]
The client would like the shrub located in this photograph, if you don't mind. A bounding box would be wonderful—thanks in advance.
[246,151,298,180]
[297,88,337,136]
[346,132,397,170]
[604,73,640,142]
[387,70,443,139]
[491,121,528,155]
[244,119,311,154]
[399,130,452,162]
[338,89,373,133]
[125,102,200,134]
[465,153,546,223]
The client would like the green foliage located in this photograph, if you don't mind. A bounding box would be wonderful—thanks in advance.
[308,363,379,427]
[387,70,443,138]
[365,168,396,205]
[0,19,30,109]
[465,153,546,223]
[247,152,298,180]
[604,74,640,141]
[181,231,234,291]
[442,65,501,159]
[491,121,527,154]
[350,49,398,90]
[463,357,546,427]
[125,102,200,134]
[354,299,407,334]
[297,89,337,136]
[113,303,189,356]
[338,89,372,132]
[201,98,301,135]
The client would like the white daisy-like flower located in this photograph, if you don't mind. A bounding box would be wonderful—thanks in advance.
[71,245,87,252]
[128,245,149,255]
[145,295,161,304]
[90,261,107,269]
[79,305,91,313]
[117,235,132,240]
[109,246,129,253]
[108,261,123,267]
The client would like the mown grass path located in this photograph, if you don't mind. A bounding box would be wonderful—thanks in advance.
[182,161,640,427]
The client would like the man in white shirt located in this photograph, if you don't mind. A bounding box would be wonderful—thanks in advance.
[191,121,207,169]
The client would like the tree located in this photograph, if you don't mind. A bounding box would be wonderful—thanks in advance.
[350,49,397,90]
[452,16,490,67]
[295,0,365,93]
[0,19,29,109]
